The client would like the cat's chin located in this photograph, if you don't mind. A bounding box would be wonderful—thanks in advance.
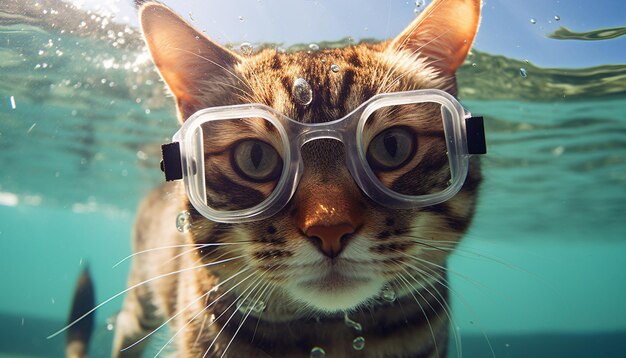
[288,273,385,313]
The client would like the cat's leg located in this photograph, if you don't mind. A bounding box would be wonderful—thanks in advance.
[112,275,162,358]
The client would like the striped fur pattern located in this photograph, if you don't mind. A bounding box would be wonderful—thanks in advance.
[112,1,482,357]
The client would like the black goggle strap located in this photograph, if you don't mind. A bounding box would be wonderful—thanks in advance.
[465,116,487,155]
[160,142,183,181]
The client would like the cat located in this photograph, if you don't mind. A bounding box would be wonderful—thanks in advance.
[71,0,483,357]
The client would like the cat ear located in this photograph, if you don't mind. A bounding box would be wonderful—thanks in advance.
[388,0,481,74]
[139,3,243,120]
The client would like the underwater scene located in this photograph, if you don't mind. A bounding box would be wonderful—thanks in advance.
[1,0,625,357]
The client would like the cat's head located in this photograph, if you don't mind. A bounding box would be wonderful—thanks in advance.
[140,0,481,314]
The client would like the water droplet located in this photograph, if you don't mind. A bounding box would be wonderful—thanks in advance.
[237,298,266,314]
[292,78,313,105]
[321,58,326,64]
[471,62,477,67]
[188,12,195,21]
[310,347,326,358]
[519,67,528,78]
[554,15,560,21]
[530,18,537,24]
[238,15,244,22]
[380,284,397,302]
[240,42,253,55]
[330,64,340,73]
[309,43,320,51]
[344,313,363,332]
[106,315,116,331]
[352,336,365,350]
[176,211,192,232]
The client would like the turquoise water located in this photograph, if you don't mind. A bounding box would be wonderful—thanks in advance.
[1,1,626,357]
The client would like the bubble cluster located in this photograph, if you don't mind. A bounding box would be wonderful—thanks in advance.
[176,211,192,232]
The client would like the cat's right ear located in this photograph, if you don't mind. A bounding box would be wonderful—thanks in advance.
[139,3,243,121]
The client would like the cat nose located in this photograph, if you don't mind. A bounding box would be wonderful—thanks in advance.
[305,223,356,258]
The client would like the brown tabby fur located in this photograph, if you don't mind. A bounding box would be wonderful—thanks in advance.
[111,0,482,357]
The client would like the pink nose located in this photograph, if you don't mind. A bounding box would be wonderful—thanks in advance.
[305,223,356,258]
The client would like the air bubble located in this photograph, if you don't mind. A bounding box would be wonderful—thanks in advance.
[176,211,192,232]
[237,298,266,314]
[380,284,397,302]
[309,43,320,51]
[310,347,326,358]
[292,78,313,105]
[530,18,537,24]
[240,42,253,55]
[352,336,365,350]
[330,64,340,73]
[520,67,528,78]
[344,313,363,332]
[106,314,116,331]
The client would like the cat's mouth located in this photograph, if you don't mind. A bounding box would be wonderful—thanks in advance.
[299,269,369,291]
[287,261,384,312]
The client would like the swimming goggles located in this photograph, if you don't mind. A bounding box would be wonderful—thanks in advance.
[160,89,486,223]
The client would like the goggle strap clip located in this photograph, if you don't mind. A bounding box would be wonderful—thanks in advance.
[465,116,487,155]
[160,142,183,181]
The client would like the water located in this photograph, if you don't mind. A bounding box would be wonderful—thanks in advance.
[1,1,625,357]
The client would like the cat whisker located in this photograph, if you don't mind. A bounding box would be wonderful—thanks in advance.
[172,242,248,267]
[395,272,441,358]
[250,282,278,343]
[399,259,496,358]
[121,267,251,352]
[203,276,268,358]
[392,247,489,291]
[112,243,248,268]
[395,264,462,358]
[47,255,244,340]
[403,233,532,276]
[220,281,273,358]
[154,270,259,357]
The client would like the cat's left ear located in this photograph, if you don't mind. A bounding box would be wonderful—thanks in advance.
[139,2,243,121]
[388,0,481,74]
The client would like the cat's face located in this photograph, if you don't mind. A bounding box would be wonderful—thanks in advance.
[140,0,481,313]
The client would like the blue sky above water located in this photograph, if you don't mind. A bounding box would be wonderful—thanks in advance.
[93,0,626,68]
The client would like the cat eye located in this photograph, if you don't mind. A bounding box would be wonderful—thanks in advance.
[366,126,416,171]
[230,139,282,182]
